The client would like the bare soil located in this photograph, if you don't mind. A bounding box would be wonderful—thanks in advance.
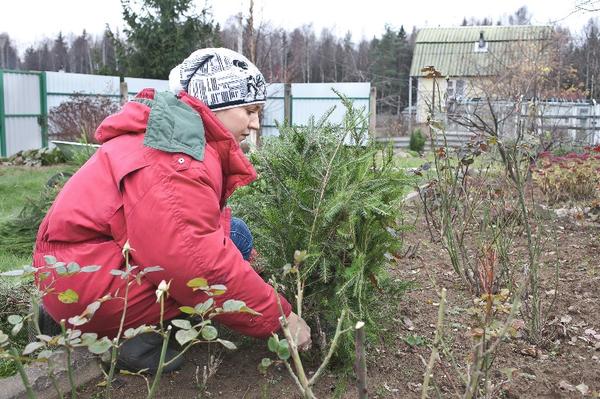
[78,202,600,399]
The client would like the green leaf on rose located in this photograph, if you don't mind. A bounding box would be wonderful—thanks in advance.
[58,289,79,304]
[175,328,199,345]
[171,319,192,330]
[88,337,112,354]
[201,325,218,341]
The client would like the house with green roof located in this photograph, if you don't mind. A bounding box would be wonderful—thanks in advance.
[409,25,554,125]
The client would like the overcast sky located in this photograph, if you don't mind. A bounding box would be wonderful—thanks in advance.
[1,0,599,54]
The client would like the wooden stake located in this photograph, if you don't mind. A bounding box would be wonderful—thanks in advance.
[355,321,367,399]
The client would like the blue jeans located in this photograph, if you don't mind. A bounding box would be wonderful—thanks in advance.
[230,217,253,261]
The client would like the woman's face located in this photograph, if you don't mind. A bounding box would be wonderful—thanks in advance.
[214,104,262,143]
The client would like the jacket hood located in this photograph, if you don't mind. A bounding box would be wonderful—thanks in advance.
[94,89,256,199]
[95,89,245,146]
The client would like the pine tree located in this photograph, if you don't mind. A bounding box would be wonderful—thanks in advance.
[120,0,220,78]
[70,30,93,74]
[39,42,53,71]
[230,96,413,362]
[369,25,412,115]
[51,32,69,72]
[23,47,40,71]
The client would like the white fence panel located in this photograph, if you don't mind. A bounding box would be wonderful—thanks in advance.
[6,118,41,155]
[291,83,370,126]
[4,73,40,115]
[125,77,170,98]
[46,71,120,109]
[262,83,285,137]
[3,72,42,155]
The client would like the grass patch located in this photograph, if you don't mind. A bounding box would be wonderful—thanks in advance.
[394,152,433,169]
[0,165,73,270]
[0,165,69,223]
[0,253,32,274]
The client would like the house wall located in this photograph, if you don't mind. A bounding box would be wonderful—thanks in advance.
[415,77,489,124]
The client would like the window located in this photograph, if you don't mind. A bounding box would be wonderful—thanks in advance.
[456,80,466,98]
[447,80,454,97]
[446,79,466,100]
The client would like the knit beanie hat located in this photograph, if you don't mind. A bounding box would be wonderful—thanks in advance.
[169,48,267,111]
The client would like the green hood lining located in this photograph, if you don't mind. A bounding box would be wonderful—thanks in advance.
[135,92,206,161]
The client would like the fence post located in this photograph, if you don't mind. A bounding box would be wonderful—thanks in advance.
[120,81,129,105]
[408,76,413,136]
[284,82,292,124]
[39,71,48,148]
[0,69,5,157]
[369,86,376,136]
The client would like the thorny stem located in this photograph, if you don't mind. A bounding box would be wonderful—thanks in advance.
[274,291,313,398]
[47,358,65,399]
[421,288,447,399]
[464,290,521,399]
[32,297,42,336]
[59,321,77,399]
[308,311,350,386]
[66,345,76,399]
[283,359,306,395]
[147,327,171,399]
[31,296,64,399]
[464,339,484,399]
[273,283,351,399]
[514,164,540,341]
[106,246,133,398]
[296,267,304,319]
[10,347,35,399]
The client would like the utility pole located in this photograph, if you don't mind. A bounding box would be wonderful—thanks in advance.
[237,1,243,54]
[248,0,256,63]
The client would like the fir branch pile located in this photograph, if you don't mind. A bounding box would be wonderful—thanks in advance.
[231,95,413,359]
[0,173,70,257]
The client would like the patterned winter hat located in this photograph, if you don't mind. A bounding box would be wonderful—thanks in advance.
[169,48,267,110]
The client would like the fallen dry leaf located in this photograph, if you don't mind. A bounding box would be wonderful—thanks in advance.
[576,383,589,395]
[402,317,415,331]
[520,346,538,358]
[512,319,526,330]
[584,328,600,340]
[559,380,576,392]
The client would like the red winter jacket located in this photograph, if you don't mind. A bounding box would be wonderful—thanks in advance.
[34,89,291,338]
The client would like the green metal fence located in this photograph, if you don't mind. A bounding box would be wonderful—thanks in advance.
[0,69,47,157]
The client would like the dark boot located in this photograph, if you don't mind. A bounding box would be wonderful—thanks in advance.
[37,304,62,336]
[116,332,183,374]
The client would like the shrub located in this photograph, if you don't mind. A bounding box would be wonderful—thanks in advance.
[48,94,120,144]
[0,281,32,377]
[230,96,414,363]
[409,129,426,152]
[533,146,600,205]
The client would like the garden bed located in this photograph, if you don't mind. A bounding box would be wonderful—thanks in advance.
[73,201,599,398]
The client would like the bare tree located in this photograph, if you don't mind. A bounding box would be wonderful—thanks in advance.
[0,33,20,69]
[576,0,600,12]
[508,6,532,25]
